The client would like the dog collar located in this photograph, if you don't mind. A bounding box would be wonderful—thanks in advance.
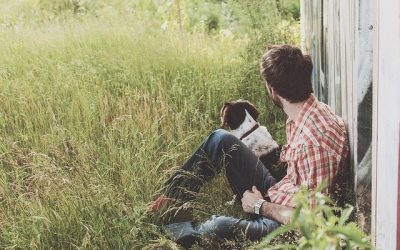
[240,123,260,140]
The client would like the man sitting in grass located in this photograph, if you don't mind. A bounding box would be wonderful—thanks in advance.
[149,45,349,246]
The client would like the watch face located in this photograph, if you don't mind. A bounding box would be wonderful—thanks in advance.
[254,199,265,215]
[254,204,260,214]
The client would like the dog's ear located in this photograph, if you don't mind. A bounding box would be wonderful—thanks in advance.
[221,101,245,129]
[220,102,230,127]
[241,101,259,121]
[225,102,246,129]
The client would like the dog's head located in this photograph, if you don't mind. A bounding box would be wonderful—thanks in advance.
[220,100,260,129]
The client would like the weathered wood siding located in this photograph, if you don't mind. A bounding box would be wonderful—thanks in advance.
[373,0,400,248]
[300,0,373,232]
[301,0,400,247]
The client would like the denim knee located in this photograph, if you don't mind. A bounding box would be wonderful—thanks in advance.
[198,215,236,239]
[198,215,281,241]
[208,129,240,151]
[209,129,230,141]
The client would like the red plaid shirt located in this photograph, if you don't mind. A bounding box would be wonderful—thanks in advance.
[267,95,349,207]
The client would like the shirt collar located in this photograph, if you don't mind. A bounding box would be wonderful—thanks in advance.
[286,94,317,144]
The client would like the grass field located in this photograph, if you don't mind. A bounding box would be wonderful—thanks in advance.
[0,1,299,248]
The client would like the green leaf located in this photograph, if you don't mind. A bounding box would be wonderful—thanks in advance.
[338,205,354,226]
[330,223,371,247]
[299,224,311,239]
[345,239,352,250]
[315,181,328,192]
[322,207,335,224]
[258,224,296,246]
[291,204,302,224]
[255,243,297,250]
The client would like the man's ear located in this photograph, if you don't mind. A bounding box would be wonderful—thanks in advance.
[269,86,277,96]
[268,86,280,99]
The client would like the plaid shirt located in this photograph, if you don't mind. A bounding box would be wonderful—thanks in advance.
[267,95,349,207]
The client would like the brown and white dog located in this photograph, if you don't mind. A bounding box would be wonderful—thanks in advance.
[220,100,280,160]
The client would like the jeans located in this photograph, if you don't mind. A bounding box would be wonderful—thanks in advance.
[161,129,280,245]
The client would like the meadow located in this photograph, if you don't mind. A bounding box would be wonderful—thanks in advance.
[0,0,300,248]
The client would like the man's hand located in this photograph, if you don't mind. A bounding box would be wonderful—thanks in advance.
[241,186,264,213]
[241,186,293,224]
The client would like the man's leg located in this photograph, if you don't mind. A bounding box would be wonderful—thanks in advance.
[158,130,280,245]
[162,129,277,203]
[164,215,280,245]
[199,215,280,241]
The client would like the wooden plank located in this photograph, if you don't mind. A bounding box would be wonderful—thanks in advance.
[371,0,379,244]
[301,0,372,233]
[332,0,340,111]
[355,0,374,233]
[397,127,400,249]
[374,0,400,247]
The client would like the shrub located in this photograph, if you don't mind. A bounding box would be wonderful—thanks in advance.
[255,185,373,250]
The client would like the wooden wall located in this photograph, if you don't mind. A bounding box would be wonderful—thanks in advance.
[301,0,400,247]
[300,0,373,232]
[373,0,400,248]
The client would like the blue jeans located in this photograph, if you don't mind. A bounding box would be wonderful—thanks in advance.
[162,129,280,245]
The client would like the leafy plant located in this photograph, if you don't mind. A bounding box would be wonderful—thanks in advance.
[255,185,373,250]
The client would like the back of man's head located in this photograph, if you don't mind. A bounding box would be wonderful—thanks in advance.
[260,45,313,103]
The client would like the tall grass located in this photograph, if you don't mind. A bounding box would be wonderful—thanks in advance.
[0,1,298,248]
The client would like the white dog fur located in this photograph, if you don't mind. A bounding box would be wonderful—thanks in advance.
[220,100,279,158]
[233,110,278,157]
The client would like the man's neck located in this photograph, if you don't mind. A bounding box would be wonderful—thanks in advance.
[280,98,307,122]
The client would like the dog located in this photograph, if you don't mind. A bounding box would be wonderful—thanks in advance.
[220,100,281,167]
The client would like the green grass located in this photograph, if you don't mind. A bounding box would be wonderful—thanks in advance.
[0,2,298,248]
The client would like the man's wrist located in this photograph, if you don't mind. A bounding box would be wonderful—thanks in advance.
[254,199,267,215]
[259,201,293,225]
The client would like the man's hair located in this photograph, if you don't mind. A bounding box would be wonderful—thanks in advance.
[260,45,313,103]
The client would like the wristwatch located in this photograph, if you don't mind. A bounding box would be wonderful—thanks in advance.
[254,199,266,215]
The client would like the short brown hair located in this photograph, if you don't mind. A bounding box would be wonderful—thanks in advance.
[260,45,313,103]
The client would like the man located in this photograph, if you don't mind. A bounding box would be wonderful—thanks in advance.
[150,45,349,245]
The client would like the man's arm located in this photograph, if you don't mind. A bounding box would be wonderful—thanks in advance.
[241,186,293,225]
[259,201,292,225]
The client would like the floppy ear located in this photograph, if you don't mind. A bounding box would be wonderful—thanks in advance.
[220,102,230,127]
[241,101,259,121]
[225,102,246,129]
